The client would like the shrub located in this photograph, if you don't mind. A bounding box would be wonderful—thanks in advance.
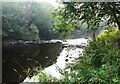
[63,27,120,84]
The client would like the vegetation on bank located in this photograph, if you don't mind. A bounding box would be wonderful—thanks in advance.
[62,27,120,83]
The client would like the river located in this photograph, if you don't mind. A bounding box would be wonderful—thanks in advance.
[2,38,89,83]
[2,41,63,83]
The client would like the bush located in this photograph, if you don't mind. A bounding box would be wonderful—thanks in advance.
[62,27,120,84]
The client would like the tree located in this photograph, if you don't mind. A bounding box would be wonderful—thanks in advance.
[52,2,120,41]
[2,2,58,40]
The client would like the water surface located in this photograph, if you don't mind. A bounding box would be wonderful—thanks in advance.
[2,42,62,83]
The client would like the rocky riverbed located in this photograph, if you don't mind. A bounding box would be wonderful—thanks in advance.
[22,38,89,82]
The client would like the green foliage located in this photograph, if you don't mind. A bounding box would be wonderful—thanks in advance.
[52,2,120,38]
[62,27,120,83]
[29,2,57,39]
[2,2,58,40]
[25,67,48,82]
[25,67,61,82]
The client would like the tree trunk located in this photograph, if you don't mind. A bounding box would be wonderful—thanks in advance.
[114,12,120,56]
[117,23,120,31]
[91,31,96,41]
[117,27,120,56]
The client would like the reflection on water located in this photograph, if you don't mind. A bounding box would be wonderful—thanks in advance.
[2,42,62,83]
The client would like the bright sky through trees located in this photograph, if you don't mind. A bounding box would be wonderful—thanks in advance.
[36,0,60,7]
[2,0,60,7]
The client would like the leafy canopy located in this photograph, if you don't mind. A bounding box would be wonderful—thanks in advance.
[52,2,120,38]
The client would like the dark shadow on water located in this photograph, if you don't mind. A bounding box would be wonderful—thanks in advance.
[2,42,63,83]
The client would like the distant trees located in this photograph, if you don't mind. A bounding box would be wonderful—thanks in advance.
[2,2,58,40]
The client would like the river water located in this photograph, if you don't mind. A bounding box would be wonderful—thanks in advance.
[2,38,89,83]
[2,42,63,83]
